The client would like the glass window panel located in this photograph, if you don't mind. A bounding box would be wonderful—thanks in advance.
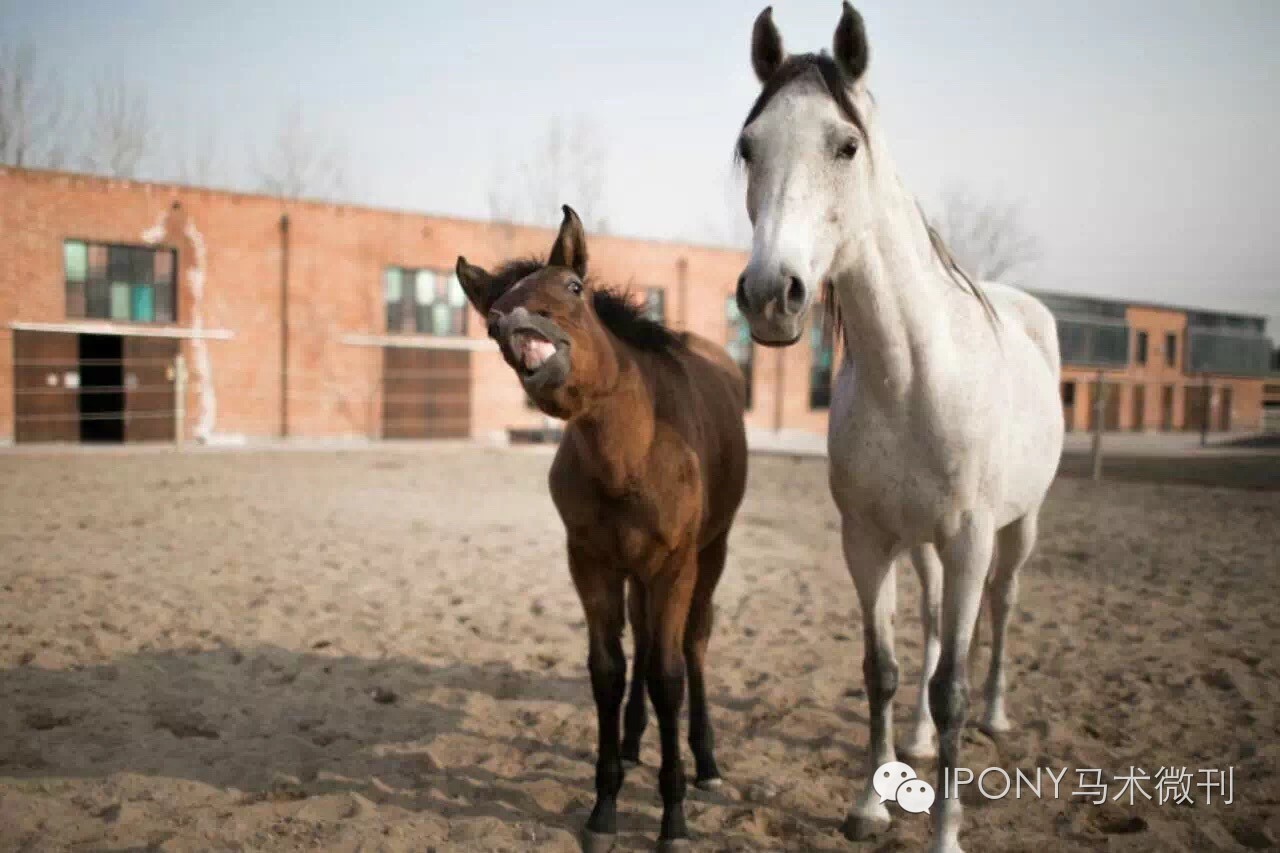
[415,270,436,305]
[88,244,108,280]
[155,281,173,323]
[414,303,430,334]
[432,303,451,335]
[108,246,132,280]
[384,268,403,302]
[86,280,110,319]
[130,247,153,283]
[154,249,174,284]
[66,281,86,318]
[447,273,465,307]
[131,284,154,322]
[109,282,131,320]
[64,241,88,282]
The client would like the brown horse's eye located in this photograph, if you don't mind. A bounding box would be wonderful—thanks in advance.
[736,136,752,163]
[567,279,583,296]
[836,139,859,160]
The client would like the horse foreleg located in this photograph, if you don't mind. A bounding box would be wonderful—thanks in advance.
[929,511,996,853]
[981,510,1038,734]
[902,544,942,759]
[569,546,628,853]
[839,520,900,841]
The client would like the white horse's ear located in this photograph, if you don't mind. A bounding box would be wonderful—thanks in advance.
[833,2,869,81]
[751,7,785,84]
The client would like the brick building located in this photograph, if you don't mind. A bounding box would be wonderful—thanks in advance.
[0,168,1271,445]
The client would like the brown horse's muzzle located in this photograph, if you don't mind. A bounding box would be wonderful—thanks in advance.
[488,306,572,394]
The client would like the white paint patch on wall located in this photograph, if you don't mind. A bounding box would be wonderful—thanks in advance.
[142,211,218,442]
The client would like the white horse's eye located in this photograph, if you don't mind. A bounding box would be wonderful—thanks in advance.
[836,139,859,160]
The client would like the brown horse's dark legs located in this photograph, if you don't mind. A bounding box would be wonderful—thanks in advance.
[621,579,649,766]
[570,552,628,844]
[686,533,728,787]
[646,569,695,847]
[586,631,627,838]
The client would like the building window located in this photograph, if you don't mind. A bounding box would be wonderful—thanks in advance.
[643,287,666,323]
[64,240,176,324]
[725,296,753,410]
[1165,333,1177,367]
[384,267,467,335]
[1135,331,1148,365]
[809,309,835,409]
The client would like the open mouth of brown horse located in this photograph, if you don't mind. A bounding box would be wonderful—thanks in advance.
[505,325,571,392]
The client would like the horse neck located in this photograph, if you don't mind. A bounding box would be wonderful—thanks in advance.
[833,136,960,403]
[572,336,656,492]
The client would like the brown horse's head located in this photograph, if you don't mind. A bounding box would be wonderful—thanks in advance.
[456,206,621,419]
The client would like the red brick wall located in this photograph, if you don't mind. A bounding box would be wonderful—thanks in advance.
[3,168,810,443]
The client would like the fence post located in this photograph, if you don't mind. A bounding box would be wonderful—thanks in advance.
[1090,370,1104,481]
[174,354,187,447]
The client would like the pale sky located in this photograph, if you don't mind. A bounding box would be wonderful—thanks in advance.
[3,0,1277,334]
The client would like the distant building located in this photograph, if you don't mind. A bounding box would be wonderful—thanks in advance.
[1031,291,1272,433]
[0,168,1271,444]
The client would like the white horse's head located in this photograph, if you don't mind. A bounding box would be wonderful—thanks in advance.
[734,3,874,346]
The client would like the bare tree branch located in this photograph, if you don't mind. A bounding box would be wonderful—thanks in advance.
[253,99,348,201]
[934,184,1041,286]
[0,42,69,168]
[81,71,150,179]
[490,115,610,233]
[169,113,220,187]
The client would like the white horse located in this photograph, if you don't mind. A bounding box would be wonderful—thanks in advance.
[733,5,1064,852]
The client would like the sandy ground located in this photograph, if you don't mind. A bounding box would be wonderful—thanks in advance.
[1,445,1277,852]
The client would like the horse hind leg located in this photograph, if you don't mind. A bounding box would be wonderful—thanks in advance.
[839,520,900,841]
[980,510,1038,734]
[621,577,649,767]
[685,531,729,790]
[901,544,942,760]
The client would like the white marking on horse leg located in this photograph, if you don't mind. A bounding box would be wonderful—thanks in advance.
[981,511,1038,734]
[903,544,941,759]
[929,512,995,853]
[839,520,898,840]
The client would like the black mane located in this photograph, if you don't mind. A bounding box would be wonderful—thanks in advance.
[590,287,683,352]
[490,256,682,353]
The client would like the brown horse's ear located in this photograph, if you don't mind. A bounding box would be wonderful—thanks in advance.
[455,256,497,314]
[751,7,785,84]
[548,205,588,278]
[833,2,869,82]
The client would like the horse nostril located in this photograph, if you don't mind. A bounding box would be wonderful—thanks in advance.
[784,275,805,314]
[735,274,749,312]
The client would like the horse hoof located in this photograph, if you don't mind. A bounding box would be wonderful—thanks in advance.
[581,829,616,853]
[655,838,691,852]
[979,715,1013,735]
[842,812,891,841]
[694,776,723,791]
[900,739,937,760]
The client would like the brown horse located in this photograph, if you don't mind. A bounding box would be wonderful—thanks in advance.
[456,206,748,852]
